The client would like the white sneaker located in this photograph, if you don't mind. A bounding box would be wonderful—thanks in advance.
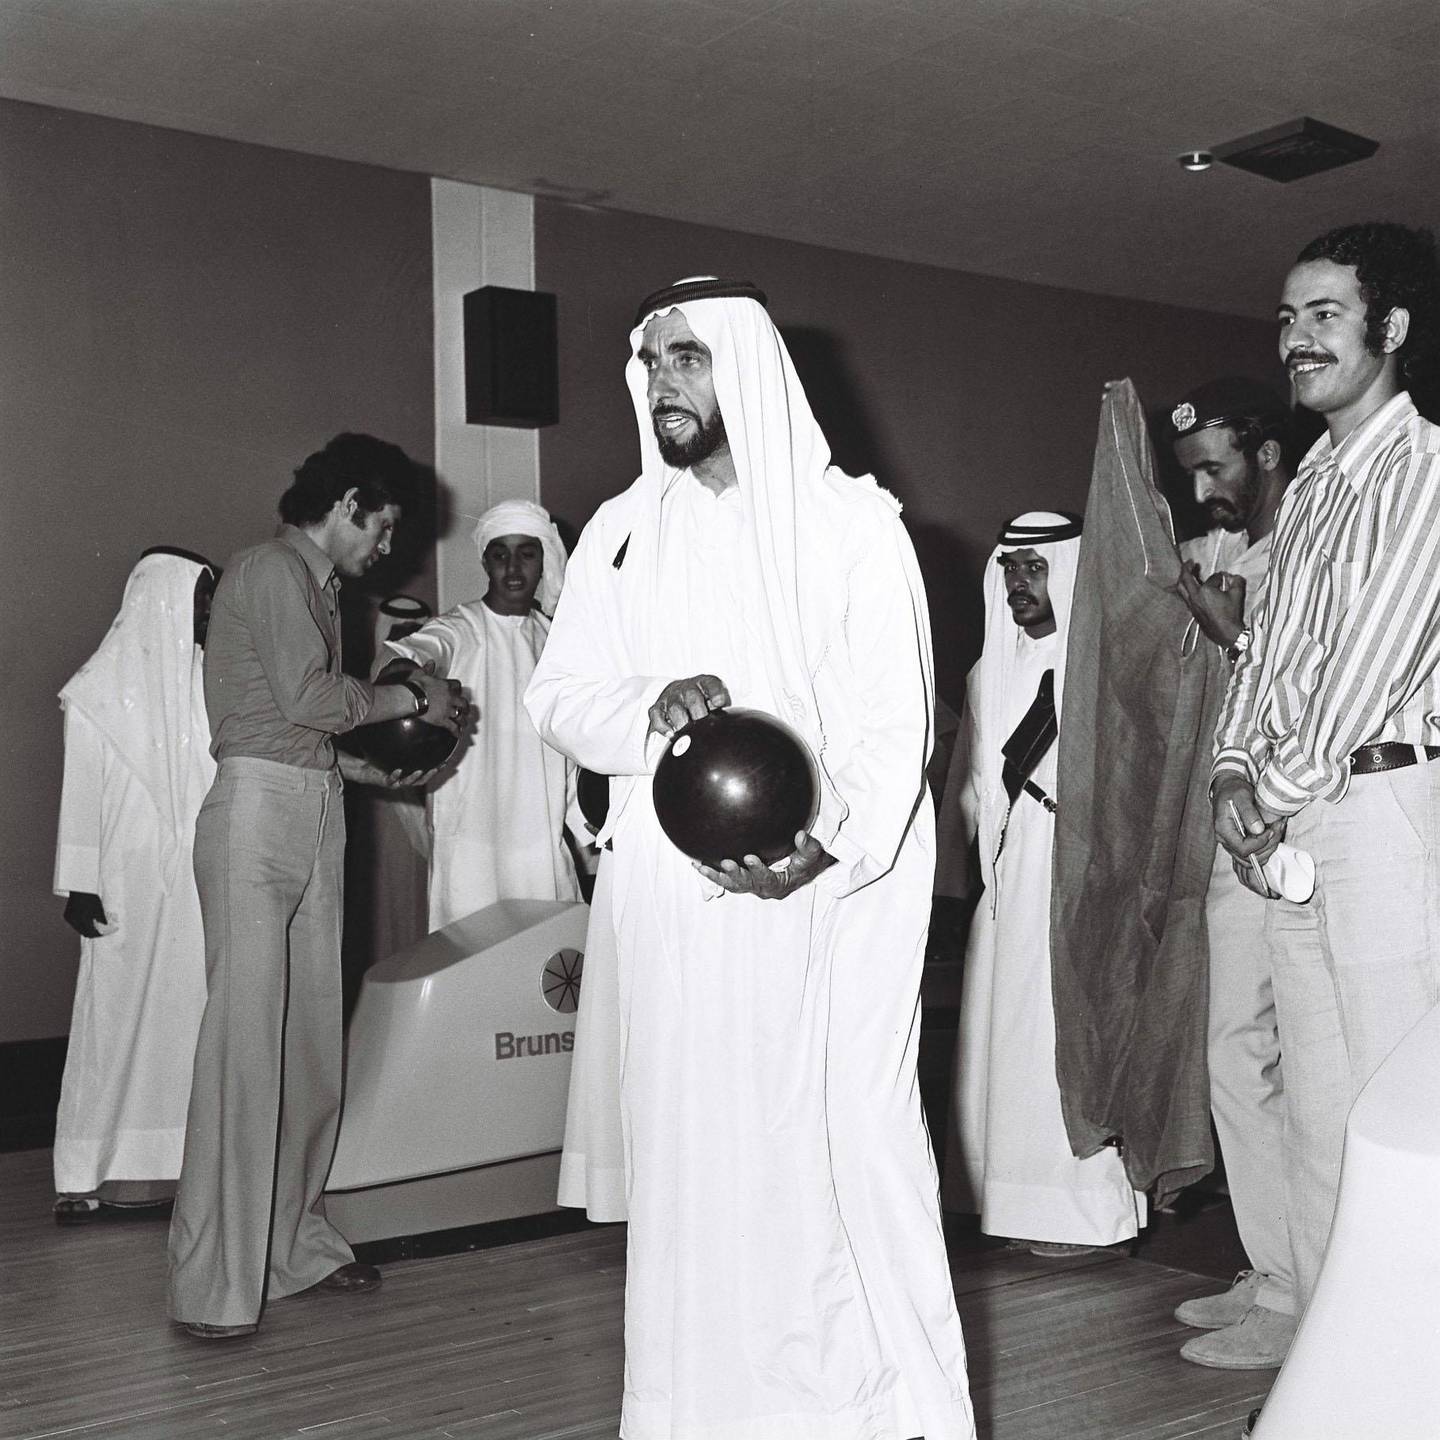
[1180,1305,1297,1370]
[1174,1269,1265,1329]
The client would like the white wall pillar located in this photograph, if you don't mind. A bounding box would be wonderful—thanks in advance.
[432,180,538,611]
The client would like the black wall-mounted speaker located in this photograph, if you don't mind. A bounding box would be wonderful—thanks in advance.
[463,285,559,428]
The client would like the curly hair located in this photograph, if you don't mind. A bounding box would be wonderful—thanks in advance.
[1229,413,1305,476]
[1296,223,1440,384]
[278,433,427,527]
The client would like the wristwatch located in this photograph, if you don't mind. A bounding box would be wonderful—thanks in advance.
[1226,627,1251,666]
[401,678,428,716]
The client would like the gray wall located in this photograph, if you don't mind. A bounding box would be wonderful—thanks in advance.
[0,100,434,1042]
[3,101,1287,1047]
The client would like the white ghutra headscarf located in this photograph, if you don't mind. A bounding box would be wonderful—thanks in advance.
[60,552,215,891]
[473,499,568,617]
[970,511,1082,897]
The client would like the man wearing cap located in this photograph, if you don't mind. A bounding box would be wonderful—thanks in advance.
[1213,222,1440,1327]
[1164,380,1301,1367]
[946,513,1144,1257]
[526,279,975,1439]
[378,500,583,928]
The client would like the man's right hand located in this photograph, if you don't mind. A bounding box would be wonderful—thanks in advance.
[63,892,108,938]
[1212,774,1285,864]
[413,673,469,734]
[1177,564,1246,649]
[648,674,731,737]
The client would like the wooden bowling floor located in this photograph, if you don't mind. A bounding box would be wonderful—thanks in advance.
[0,1147,1269,1440]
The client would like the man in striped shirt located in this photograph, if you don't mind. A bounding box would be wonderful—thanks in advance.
[1211,222,1440,1318]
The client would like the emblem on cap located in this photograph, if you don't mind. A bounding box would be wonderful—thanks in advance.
[1171,401,1197,433]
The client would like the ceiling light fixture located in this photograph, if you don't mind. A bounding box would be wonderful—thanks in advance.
[1178,151,1213,173]
[1211,117,1379,183]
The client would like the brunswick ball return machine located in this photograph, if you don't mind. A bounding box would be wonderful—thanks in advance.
[324,898,589,1243]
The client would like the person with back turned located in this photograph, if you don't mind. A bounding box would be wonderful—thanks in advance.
[167,433,465,1339]
[526,278,975,1439]
[51,547,217,1224]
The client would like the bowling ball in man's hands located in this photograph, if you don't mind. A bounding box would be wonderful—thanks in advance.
[354,714,459,775]
[652,707,819,868]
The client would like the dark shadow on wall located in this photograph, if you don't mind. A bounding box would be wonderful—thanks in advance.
[551,514,581,558]
[782,325,981,709]
[910,522,985,708]
[339,457,445,1007]
[782,325,889,484]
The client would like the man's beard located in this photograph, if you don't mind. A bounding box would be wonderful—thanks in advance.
[1203,455,1264,533]
[653,406,728,468]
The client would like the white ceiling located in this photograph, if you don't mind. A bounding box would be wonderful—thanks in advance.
[3,0,1437,317]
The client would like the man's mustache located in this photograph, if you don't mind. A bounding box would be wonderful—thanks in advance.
[1008,590,1036,606]
[652,404,700,423]
[1287,349,1334,370]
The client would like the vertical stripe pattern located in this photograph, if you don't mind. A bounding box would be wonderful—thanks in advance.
[1214,392,1440,814]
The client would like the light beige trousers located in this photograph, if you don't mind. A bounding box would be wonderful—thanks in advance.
[167,757,354,1327]
[1265,760,1440,1312]
[1204,846,1295,1315]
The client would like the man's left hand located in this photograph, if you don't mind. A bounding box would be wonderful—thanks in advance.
[337,752,443,789]
[696,831,836,900]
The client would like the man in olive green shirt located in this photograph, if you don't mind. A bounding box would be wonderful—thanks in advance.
[168,433,465,1338]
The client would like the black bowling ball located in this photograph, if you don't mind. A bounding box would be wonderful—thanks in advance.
[354,714,458,774]
[653,707,818,868]
[577,769,610,831]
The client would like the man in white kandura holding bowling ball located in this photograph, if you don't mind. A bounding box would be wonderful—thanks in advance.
[525,278,975,1440]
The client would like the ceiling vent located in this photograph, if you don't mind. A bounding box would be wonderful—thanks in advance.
[1211,117,1379,182]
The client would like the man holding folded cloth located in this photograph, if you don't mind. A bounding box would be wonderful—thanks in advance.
[1211,221,1440,1319]
[1166,378,1302,1369]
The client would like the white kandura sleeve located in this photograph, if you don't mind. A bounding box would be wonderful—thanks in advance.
[53,706,104,898]
[815,515,936,898]
[382,615,462,679]
[525,524,669,778]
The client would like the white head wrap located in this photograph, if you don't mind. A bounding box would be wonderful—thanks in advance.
[59,552,216,890]
[970,510,1082,896]
[472,499,567,616]
[621,284,866,842]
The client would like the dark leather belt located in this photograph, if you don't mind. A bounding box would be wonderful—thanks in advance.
[1350,742,1440,776]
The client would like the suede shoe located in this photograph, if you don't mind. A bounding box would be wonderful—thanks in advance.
[1175,1269,1265,1329]
[182,1321,259,1340]
[315,1261,382,1293]
[1180,1305,1296,1369]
